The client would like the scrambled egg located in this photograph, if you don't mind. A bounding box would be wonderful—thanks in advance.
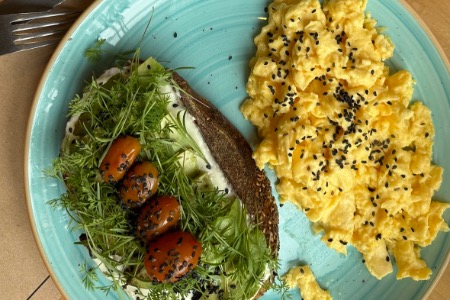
[242,0,450,282]
[285,265,332,300]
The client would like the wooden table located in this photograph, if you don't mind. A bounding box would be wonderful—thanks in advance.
[0,0,448,299]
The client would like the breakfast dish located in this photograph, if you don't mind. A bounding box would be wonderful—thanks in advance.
[242,0,449,287]
[25,0,450,299]
[51,56,280,299]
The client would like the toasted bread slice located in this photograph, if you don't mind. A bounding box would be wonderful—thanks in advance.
[172,72,280,258]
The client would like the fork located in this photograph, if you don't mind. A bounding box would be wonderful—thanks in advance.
[0,10,81,56]
[0,0,65,14]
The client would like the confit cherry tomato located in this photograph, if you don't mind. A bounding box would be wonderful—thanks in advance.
[144,231,202,283]
[119,161,159,208]
[137,195,181,240]
[99,136,141,182]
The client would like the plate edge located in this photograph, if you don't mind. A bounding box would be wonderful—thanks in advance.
[23,0,103,298]
[22,0,450,299]
[398,0,450,298]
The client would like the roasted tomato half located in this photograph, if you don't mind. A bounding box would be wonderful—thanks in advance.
[144,231,202,283]
[120,161,159,208]
[137,195,181,240]
[99,135,141,182]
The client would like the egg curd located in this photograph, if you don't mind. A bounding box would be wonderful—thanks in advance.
[284,265,331,300]
[241,0,450,283]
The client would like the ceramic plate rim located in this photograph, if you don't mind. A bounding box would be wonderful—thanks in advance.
[23,0,450,299]
[24,1,102,298]
[397,0,450,297]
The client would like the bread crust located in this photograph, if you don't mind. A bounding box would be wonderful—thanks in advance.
[172,72,280,298]
[172,72,279,257]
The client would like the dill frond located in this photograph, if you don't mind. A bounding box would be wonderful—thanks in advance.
[49,54,278,299]
[84,39,106,62]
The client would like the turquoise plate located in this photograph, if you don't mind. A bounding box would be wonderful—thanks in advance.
[25,0,450,299]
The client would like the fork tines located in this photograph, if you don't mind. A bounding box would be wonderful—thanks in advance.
[1,10,81,55]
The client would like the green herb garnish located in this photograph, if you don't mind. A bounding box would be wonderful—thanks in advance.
[49,52,286,299]
[84,38,107,62]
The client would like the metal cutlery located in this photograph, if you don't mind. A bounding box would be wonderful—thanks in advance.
[0,10,81,56]
[0,0,65,14]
